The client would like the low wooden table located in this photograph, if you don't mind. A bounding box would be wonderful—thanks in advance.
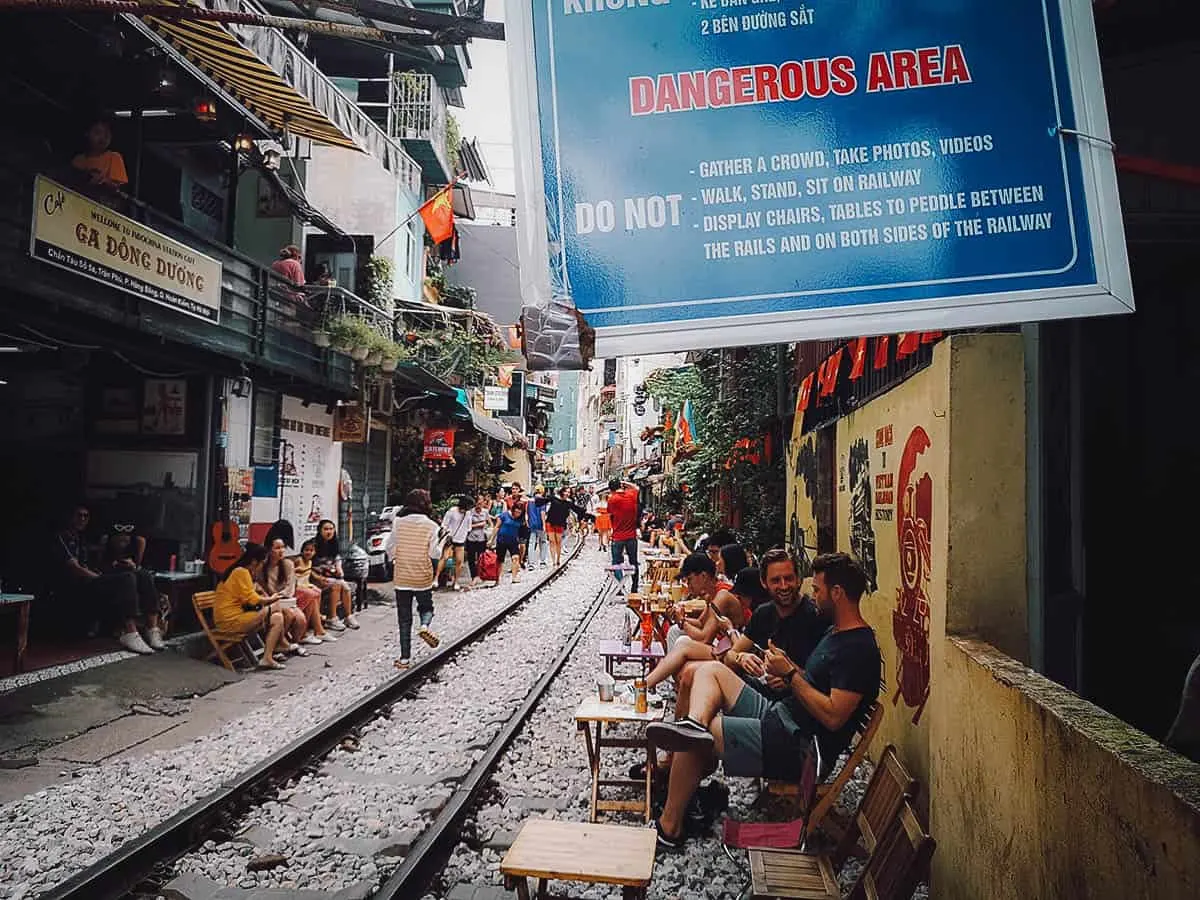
[574,695,663,823]
[1,593,33,675]
[597,639,665,680]
[500,818,657,900]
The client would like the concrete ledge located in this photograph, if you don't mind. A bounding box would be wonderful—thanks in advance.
[934,636,1200,900]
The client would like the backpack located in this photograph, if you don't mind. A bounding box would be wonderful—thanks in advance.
[477,549,499,583]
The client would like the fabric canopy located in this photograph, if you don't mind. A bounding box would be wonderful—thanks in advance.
[139,0,419,177]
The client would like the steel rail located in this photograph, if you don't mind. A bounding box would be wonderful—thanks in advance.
[374,575,617,898]
[40,537,586,900]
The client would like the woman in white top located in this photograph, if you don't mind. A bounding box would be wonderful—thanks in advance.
[387,489,443,669]
[435,495,474,591]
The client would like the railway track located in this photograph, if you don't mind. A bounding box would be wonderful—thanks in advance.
[39,537,611,900]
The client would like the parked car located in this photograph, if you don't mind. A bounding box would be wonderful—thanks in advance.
[366,506,399,580]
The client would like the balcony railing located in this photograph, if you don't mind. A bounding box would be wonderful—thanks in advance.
[0,165,367,392]
[391,71,451,184]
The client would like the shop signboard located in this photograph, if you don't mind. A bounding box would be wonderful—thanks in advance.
[30,175,223,324]
[484,386,510,410]
[506,0,1132,356]
[423,427,456,460]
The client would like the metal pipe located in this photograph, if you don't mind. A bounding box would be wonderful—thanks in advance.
[0,0,481,45]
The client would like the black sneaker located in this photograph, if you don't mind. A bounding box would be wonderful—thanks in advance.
[654,818,684,850]
[647,717,714,753]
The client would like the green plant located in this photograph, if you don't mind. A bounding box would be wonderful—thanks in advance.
[364,256,394,308]
[446,112,462,173]
[326,315,375,351]
[440,282,476,310]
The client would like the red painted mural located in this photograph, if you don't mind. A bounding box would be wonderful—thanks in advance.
[893,425,933,725]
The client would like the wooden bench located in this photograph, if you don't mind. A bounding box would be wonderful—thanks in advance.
[500,818,656,899]
[741,745,919,899]
[193,591,260,671]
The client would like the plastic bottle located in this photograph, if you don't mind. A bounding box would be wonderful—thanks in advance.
[634,677,648,714]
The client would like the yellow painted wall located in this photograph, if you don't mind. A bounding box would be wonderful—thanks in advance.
[785,429,819,562]
[834,347,951,803]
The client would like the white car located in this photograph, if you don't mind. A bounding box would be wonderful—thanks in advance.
[366,506,399,580]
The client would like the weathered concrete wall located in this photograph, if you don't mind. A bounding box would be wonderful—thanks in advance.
[945,333,1028,662]
[933,637,1200,900]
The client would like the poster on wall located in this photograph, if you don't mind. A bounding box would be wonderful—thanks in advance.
[505,0,1132,358]
[332,403,368,443]
[279,398,339,542]
[228,466,254,530]
[142,379,187,436]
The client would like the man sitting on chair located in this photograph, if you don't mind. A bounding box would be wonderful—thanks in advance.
[647,552,882,849]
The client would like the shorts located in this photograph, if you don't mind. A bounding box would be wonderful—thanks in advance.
[547,524,565,535]
[720,684,774,778]
[452,541,465,548]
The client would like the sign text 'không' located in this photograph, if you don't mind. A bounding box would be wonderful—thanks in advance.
[31,175,223,323]
[506,0,1132,356]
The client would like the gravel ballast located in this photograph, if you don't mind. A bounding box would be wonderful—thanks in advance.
[0,544,584,900]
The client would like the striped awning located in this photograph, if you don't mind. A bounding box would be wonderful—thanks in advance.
[131,1,420,179]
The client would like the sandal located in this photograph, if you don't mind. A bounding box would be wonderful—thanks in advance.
[257,659,286,671]
[418,626,440,648]
[394,658,410,670]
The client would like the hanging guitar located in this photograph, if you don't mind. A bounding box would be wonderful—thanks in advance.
[208,466,242,574]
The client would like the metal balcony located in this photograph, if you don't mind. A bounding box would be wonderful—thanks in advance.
[391,71,452,185]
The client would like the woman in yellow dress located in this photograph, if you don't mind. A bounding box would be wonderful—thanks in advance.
[213,543,288,670]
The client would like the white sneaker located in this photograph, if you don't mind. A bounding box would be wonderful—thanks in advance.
[120,631,154,655]
[301,634,322,646]
[319,632,338,642]
[327,618,347,631]
[145,627,167,651]
[345,615,361,630]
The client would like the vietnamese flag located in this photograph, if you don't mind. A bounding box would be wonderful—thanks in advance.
[849,337,868,380]
[873,335,890,370]
[796,372,815,413]
[819,348,844,397]
[896,332,921,359]
[419,184,455,244]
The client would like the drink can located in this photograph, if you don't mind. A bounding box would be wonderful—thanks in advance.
[634,678,648,714]
[168,554,177,573]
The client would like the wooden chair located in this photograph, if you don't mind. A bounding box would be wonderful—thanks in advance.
[192,591,258,671]
[846,801,935,900]
[808,702,884,833]
[738,744,918,899]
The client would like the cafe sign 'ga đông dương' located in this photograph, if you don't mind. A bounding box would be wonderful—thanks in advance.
[31,175,223,323]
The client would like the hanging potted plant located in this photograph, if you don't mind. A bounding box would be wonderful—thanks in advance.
[379,337,404,374]
[328,315,373,359]
[312,326,331,349]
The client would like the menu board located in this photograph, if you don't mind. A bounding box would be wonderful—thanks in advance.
[508,0,1131,356]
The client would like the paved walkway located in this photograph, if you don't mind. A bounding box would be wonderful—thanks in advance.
[0,589,403,803]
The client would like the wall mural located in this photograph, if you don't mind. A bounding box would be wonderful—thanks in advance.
[893,425,933,725]
[791,436,819,577]
[848,437,879,592]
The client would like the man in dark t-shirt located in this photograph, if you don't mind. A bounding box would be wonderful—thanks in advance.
[648,551,882,849]
[725,553,831,702]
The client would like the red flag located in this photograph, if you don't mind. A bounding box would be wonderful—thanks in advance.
[419,185,455,244]
[896,332,920,359]
[849,337,868,380]
[920,331,943,344]
[796,372,814,412]
[819,348,843,397]
[873,335,890,370]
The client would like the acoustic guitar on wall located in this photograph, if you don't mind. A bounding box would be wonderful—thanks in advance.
[207,466,242,575]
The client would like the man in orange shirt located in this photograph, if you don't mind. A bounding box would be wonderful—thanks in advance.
[71,120,128,190]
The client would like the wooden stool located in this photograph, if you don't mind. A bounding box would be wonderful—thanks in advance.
[500,819,656,899]
[0,593,33,675]
[748,848,839,899]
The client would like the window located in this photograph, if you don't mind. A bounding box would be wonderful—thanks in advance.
[251,389,280,466]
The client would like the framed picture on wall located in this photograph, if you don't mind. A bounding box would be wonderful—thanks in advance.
[142,379,187,436]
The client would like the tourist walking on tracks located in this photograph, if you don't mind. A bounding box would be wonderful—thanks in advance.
[214,543,290,671]
[607,478,641,593]
[437,495,473,591]
[390,489,442,670]
[466,494,493,588]
[537,487,593,567]
[526,485,549,568]
[593,493,612,552]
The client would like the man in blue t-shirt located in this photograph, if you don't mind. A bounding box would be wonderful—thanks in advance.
[647,551,882,849]
[494,508,524,584]
[526,486,548,568]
